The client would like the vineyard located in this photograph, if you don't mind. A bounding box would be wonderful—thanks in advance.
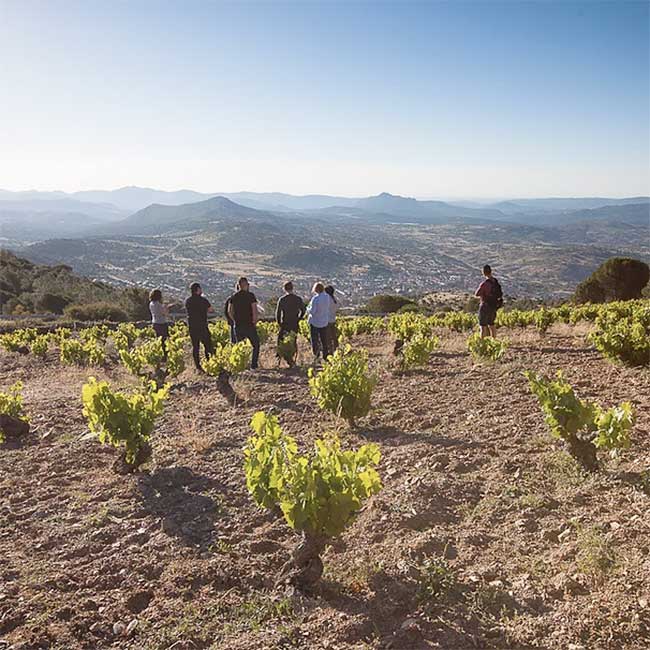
[1,300,649,649]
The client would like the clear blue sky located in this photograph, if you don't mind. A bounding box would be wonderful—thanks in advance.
[1,0,648,197]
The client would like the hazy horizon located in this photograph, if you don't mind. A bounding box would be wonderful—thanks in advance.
[1,1,649,197]
[1,184,649,203]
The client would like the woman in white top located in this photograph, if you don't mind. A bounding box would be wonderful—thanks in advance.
[149,289,170,357]
[324,285,339,352]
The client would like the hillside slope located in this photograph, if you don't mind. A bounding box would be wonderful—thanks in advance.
[0,249,146,317]
[0,325,648,649]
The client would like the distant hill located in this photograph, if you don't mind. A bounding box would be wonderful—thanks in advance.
[559,202,650,225]
[111,196,271,235]
[488,197,650,213]
[2,187,648,232]
[72,186,214,212]
[0,198,125,221]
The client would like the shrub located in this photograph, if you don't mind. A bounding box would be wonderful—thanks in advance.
[575,257,650,304]
[388,312,434,342]
[203,341,253,377]
[525,370,635,470]
[0,381,29,443]
[34,292,70,314]
[439,311,475,332]
[243,411,381,587]
[308,345,377,426]
[257,321,279,345]
[29,334,50,358]
[466,332,508,362]
[337,316,385,338]
[79,324,110,343]
[589,307,650,366]
[534,307,555,334]
[366,294,417,314]
[112,323,151,352]
[82,377,168,467]
[64,302,129,322]
[0,328,38,353]
[401,334,439,369]
[298,319,311,341]
[277,332,298,367]
[397,302,420,314]
[60,338,105,366]
[209,320,232,348]
[120,334,186,383]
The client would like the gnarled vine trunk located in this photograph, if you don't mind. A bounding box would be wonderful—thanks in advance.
[216,370,238,406]
[567,436,598,472]
[276,532,328,589]
[113,441,153,474]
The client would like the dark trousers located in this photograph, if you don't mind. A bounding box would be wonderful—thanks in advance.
[310,325,330,359]
[327,322,338,353]
[152,323,169,359]
[278,324,299,342]
[235,325,260,369]
[190,326,212,369]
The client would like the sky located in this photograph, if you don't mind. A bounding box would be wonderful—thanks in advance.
[0,0,648,198]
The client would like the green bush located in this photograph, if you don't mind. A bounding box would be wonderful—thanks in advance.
[401,334,439,369]
[0,381,29,443]
[243,411,381,586]
[64,302,129,322]
[277,332,298,367]
[60,338,105,366]
[575,258,650,303]
[202,341,253,377]
[365,294,417,314]
[34,292,71,314]
[466,332,508,362]
[525,370,635,470]
[82,377,168,467]
[589,306,650,366]
[308,345,377,426]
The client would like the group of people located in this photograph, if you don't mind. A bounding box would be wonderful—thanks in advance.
[148,266,502,371]
[148,277,340,371]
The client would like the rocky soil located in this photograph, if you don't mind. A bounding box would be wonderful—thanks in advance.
[1,324,649,649]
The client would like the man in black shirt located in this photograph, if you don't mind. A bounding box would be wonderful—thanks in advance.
[227,277,260,369]
[224,295,236,344]
[185,282,213,370]
[276,281,305,337]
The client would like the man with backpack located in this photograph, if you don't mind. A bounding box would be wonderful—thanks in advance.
[475,264,503,338]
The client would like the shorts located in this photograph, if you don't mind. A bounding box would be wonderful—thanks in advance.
[478,304,496,326]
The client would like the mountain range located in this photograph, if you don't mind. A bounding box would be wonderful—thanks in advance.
[0,186,647,306]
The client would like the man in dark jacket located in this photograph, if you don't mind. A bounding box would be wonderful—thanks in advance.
[227,277,260,369]
[276,281,305,337]
[185,282,213,370]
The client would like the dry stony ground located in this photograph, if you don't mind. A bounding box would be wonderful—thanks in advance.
[1,325,649,650]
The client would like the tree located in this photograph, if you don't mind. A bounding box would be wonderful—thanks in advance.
[34,292,71,314]
[365,294,417,314]
[64,302,129,322]
[575,258,649,303]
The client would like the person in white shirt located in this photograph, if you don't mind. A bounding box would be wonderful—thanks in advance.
[325,285,339,353]
[306,282,331,360]
[149,289,170,358]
